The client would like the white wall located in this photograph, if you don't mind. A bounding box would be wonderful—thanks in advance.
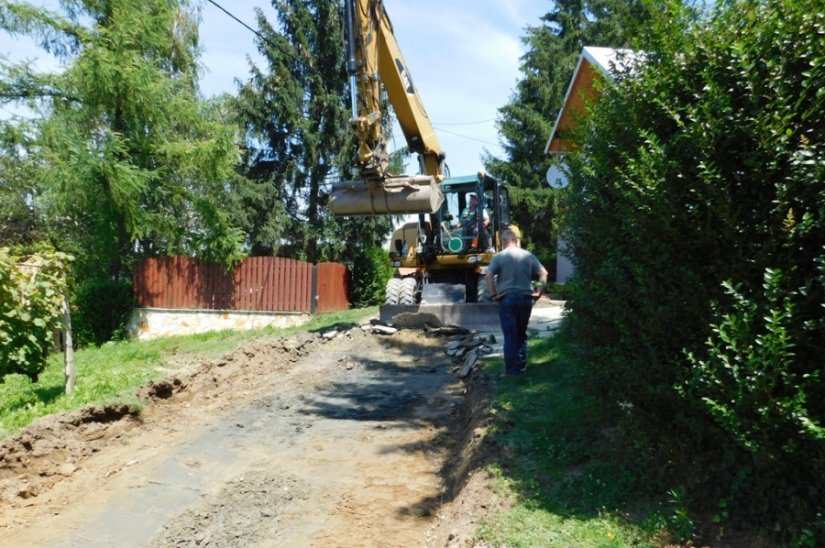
[128,308,310,341]
[556,235,574,284]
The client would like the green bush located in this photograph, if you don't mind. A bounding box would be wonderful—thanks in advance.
[561,0,824,540]
[71,278,135,347]
[682,268,824,536]
[0,248,70,381]
[347,245,392,307]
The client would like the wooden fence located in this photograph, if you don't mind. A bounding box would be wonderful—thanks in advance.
[133,256,349,313]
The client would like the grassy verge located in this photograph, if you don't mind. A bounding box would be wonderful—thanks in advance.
[0,308,376,439]
[475,333,677,547]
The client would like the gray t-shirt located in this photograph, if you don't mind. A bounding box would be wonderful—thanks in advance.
[487,247,543,296]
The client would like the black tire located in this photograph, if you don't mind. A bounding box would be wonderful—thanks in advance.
[399,277,417,305]
[385,278,402,305]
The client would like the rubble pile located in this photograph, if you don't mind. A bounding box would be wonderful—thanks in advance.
[444,333,496,378]
[360,313,499,378]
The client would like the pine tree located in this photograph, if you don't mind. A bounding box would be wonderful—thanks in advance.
[485,0,650,264]
[0,121,42,246]
[235,0,390,264]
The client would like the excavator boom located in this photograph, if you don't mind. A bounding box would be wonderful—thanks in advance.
[330,0,444,216]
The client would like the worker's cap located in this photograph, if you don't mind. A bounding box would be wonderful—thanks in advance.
[467,192,477,199]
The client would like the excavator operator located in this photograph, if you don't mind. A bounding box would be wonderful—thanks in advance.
[456,193,493,252]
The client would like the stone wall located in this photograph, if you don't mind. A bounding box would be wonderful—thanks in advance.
[128,308,310,341]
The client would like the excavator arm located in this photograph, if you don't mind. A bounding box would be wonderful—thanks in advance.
[330,0,445,216]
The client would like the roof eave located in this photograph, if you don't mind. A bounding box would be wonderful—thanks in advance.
[545,46,628,155]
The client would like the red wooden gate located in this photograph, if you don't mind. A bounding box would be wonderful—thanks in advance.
[315,262,349,313]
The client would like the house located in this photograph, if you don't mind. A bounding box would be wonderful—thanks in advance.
[545,46,638,283]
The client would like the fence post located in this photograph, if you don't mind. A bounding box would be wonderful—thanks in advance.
[310,264,318,315]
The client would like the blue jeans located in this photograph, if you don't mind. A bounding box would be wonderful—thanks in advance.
[498,293,534,375]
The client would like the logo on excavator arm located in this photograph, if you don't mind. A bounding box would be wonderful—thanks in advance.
[395,59,414,94]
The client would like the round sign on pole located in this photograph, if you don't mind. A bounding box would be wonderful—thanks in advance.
[546,165,569,189]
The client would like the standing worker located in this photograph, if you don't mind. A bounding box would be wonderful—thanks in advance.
[485,228,548,376]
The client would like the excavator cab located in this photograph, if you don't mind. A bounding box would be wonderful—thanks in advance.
[437,174,511,255]
[382,173,517,306]
[439,188,487,253]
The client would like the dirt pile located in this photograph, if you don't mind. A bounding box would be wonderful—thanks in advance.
[0,404,141,505]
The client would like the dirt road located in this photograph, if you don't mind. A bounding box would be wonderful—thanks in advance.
[0,316,522,547]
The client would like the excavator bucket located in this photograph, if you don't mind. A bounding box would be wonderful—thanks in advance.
[330,175,444,216]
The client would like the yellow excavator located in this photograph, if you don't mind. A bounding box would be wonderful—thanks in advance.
[330,0,518,328]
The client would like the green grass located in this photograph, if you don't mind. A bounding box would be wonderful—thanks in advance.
[475,334,674,547]
[0,307,376,439]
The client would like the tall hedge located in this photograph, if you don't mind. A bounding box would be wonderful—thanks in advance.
[561,0,824,539]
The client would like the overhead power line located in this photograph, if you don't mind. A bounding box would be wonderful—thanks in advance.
[433,126,499,147]
[205,0,257,35]
[435,118,496,126]
[205,0,273,48]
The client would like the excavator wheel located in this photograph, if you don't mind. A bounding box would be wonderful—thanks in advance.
[477,281,491,303]
[385,278,402,305]
[399,277,417,305]
[477,273,494,303]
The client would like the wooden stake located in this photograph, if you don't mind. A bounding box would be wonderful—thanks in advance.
[63,295,75,394]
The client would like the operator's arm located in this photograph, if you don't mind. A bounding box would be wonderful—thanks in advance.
[455,207,467,227]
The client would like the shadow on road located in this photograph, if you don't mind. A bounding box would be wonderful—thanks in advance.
[297,328,499,518]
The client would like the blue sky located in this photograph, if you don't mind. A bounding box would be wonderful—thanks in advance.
[199,1,551,175]
[1,0,552,176]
